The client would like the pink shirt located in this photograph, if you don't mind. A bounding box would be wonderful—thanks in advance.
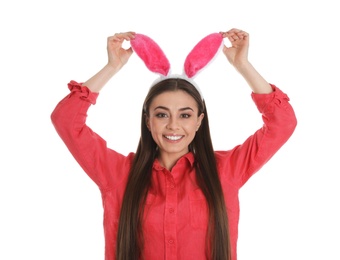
[51,81,297,260]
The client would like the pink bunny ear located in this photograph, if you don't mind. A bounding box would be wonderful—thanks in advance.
[184,33,223,78]
[130,34,171,76]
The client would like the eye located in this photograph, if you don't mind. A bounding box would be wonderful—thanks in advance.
[180,114,191,118]
[156,113,168,118]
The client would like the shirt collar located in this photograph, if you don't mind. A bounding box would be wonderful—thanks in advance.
[153,152,195,171]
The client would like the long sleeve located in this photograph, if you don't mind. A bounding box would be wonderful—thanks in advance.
[51,81,133,191]
[217,84,297,187]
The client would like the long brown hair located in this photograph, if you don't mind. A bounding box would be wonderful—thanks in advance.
[116,78,231,260]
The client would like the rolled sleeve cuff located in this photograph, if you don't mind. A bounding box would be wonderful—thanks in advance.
[251,84,290,113]
[67,80,99,105]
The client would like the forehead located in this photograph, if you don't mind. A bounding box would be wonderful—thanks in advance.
[150,90,198,110]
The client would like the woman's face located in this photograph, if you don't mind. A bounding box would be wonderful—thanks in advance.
[146,90,204,162]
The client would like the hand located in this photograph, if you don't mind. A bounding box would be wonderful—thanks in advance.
[107,32,136,70]
[220,28,249,69]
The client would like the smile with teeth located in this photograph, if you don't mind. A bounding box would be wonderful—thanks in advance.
[164,135,184,141]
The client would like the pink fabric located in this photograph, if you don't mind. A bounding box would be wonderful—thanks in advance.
[131,34,170,76]
[131,33,223,79]
[184,33,223,78]
[51,81,297,260]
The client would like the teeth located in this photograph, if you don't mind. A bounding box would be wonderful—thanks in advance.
[165,135,182,141]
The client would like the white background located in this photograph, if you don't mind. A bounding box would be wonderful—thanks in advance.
[1,0,339,259]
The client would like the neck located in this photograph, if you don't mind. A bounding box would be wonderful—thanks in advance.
[158,151,188,171]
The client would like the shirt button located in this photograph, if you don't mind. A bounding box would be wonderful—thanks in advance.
[170,184,175,189]
[168,239,174,244]
[169,208,174,213]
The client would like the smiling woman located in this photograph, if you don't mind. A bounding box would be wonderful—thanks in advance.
[146,87,204,169]
[50,29,297,260]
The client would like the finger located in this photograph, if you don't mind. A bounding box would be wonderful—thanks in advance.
[231,33,240,41]
[236,31,248,39]
[110,32,136,42]
[230,33,248,42]
[222,28,248,37]
[220,31,239,41]
[219,31,229,38]
[126,46,133,55]
[219,32,234,41]
[227,28,244,34]
[119,31,136,41]
[107,35,123,43]
[233,30,248,40]
[226,33,238,42]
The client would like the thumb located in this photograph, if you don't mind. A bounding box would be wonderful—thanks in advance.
[120,47,134,65]
[222,44,231,57]
[127,46,133,56]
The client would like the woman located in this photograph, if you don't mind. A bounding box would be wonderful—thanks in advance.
[51,28,297,260]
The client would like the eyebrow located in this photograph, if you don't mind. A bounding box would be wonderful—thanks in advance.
[154,106,194,112]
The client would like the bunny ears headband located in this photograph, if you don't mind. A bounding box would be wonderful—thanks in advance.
[130,32,224,99]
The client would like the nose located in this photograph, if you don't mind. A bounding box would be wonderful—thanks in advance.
[166,116,180,130]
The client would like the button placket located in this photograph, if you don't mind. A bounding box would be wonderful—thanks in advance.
[164,173,177,258]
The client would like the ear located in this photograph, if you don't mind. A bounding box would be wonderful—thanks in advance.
[196,113,205,131]
[131,34,171,76]
[145,114,150,130]
[184,33,223,78]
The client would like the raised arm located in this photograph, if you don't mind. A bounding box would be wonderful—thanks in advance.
[220,28,272,94]
[217,29,297,186]
[50,32,136,189]
[84,32,136,92]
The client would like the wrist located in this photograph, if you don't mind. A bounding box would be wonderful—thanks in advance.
[83,64,119,93]
[105,63,121,75]
[233,60,252,74]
